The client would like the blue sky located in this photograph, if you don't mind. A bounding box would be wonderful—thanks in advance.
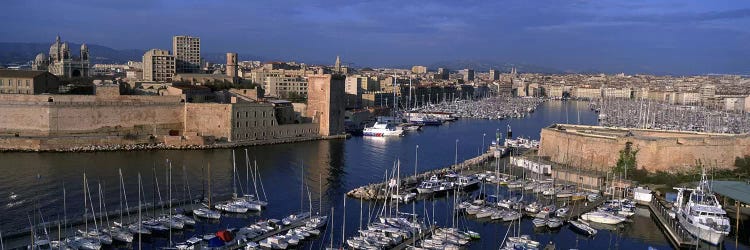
[1,0,749,74]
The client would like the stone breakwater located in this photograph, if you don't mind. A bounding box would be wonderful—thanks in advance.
[0,135,328,153]
[346,152,495,200]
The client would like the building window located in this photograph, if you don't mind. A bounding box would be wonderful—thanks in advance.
[17,80,21,86]
[0,79,3,85]
[245,121,248,127]
[26,80,30,86]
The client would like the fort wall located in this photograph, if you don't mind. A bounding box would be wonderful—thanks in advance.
[538,124,750,172]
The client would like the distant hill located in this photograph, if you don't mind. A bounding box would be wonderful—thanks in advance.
[425,59,563,74]
[0,42,265,66]
[0,42,146,65]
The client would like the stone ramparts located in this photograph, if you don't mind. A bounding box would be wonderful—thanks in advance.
[538,124,750,172]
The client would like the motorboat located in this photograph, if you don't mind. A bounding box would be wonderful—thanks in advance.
[555,207,569,218]
[416,175,440,194]
[363,121,404,137]
[193,207,221,220]
[580,211,626,225]
[546,218,563,228]
[282,212,311,226]
[673,170,731,245]
[569,219,597,236]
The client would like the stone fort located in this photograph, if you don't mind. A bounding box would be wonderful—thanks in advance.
[538,124,750,172]
[0,74,345,151]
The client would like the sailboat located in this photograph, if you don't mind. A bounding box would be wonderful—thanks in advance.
[216,151,250,213]
[283,162,311,226]
[126,173,151,236]
[193,163,221,220]
[109,169,135,243]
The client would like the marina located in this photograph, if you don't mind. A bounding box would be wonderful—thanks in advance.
[1,101,747,249]
[591,98,750,134]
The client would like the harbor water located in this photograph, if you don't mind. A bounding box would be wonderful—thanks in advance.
[0,101,740,249]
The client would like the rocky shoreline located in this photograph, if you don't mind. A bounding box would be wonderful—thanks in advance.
[346,152,495,200]
[0,135,335,153]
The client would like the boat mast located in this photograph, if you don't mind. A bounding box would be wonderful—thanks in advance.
[414,144,418,222]
[137,173,142,250]
[208,163,212,208]
[232,150,237,198]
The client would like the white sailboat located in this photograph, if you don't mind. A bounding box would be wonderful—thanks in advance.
[193,163,221,220]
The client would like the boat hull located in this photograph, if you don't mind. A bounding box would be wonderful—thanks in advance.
[679,215,727,245]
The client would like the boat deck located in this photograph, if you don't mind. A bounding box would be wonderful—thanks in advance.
[567,198,606,219]
[646,198,698,249]
[227,218,311,250]
[392,225,437,250]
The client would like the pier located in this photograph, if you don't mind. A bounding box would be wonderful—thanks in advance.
[392,225,437,250]
[347,152,495,200]
[646,198,698,249]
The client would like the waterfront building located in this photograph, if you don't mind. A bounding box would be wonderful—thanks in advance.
[345,76,365,109]
[173,35,201,73]
[142,49,175,82]
[411,65,428,74]
[700,84,716,105]
[572,87,601,100]
[544,85,564,99]
[264,75,308,98]
[677,92,701,105]
[32,35,90,78]
[0,69,60,94]
[602,87,632,99]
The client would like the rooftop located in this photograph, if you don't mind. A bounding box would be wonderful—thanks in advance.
[709,180,750,204]
[0,69,52,78]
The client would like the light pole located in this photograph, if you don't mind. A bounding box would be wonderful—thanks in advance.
[482,133,486,154]
[454,139,459,166]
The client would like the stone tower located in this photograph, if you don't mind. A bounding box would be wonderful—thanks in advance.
[226,52,238,78]
[334,56,342,73]
[306,74,346,137]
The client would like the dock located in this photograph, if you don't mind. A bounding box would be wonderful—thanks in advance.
[226,219,310,250]
[646,198,698,249]
[567,198,606,219]
[392,225,437,250]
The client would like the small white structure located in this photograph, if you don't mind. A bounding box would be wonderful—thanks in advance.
[510,156,551,175]
[633,186,653,204]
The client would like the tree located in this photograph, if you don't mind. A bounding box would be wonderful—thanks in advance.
[614,142,638,177]
[735,155,750,176]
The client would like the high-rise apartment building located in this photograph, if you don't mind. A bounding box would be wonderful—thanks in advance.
[489,69,499,81]
[437,68,449,80]
[173,35,201,73]
[142,49,175,82]
[461,69,475,82]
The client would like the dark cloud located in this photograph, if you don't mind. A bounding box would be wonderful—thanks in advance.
[0,0,749,74]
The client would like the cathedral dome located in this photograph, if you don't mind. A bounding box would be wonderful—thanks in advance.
[80,43,88,50]
[35,53,46,62]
